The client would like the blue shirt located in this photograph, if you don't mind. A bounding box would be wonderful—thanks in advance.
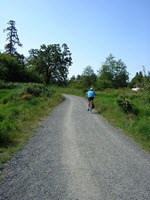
[87,90,96,98]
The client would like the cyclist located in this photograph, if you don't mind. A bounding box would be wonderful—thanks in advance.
[86,88,96,111]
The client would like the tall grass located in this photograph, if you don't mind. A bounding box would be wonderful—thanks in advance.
[53,86,84,96]
[95,88,150,151]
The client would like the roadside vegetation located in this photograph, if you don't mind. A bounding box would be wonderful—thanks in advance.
[0,82,64,169]
[95,88,150,151]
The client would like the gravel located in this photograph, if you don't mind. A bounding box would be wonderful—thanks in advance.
[0,94,150,200]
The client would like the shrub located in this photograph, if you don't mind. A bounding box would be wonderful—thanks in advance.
[18,83,56,98]
[19,84,41,97]
[42,87,56,97]
[0,80,21,89]
[116,95,138,115]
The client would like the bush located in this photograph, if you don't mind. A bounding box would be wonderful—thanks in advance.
[0,80,26,89]
[116,96,138,115]
[95,79,113,90]
[19,84,42,97]
[18,83,56,98]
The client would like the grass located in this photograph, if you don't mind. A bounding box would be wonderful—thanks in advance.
[95,88,150,152]
[0,86,64,169]
[54,86,84,96]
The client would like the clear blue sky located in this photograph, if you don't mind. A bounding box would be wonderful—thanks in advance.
[1,0,150,80]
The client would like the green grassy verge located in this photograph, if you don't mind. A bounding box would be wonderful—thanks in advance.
[95,88,150,152]
[0,85,64,169]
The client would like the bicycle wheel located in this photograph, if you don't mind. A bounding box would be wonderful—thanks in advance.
[89,102,92,113]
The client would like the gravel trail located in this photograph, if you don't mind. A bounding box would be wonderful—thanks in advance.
[0,94,150,200]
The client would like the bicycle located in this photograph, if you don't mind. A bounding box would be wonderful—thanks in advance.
[88,100,95,113]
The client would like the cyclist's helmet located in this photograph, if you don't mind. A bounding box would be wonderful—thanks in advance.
[90,88,93,90]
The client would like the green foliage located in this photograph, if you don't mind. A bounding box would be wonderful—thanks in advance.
[68,75,84,89]
[0,113,4,121]
[142,67,150,104]
[28,98,40,105]
[10,107,20,117]
[137,119,150,141]
[28,43,72,85]
[25,65,43,83]
[0,84,57,147]
[0,80,21,89]
[97,54,129,88]
[18,83,56,98]
[116,95,138,114]
[3,20,22,55]
[81,66,97,88]
[21,85,42,97]
[0,84,63,167]
[0,90,18,104]
[69,81,84,89]
[0,53,25,82]
[95,78,113,90]
[93,89,150,150]
[0,117,17,145]
[129,68,150,100]
[129,71,144,88]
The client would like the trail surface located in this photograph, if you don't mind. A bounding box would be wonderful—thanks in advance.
[0,94,150,200]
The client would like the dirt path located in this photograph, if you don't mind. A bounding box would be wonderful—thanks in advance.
[0,94,150,200]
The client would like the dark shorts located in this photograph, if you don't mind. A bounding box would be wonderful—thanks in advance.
[88,97,94,101]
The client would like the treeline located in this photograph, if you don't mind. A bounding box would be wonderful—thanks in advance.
[69,55,150,91]
[0,20,72,85]
[0,20,149,90]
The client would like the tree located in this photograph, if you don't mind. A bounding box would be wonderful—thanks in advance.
[0,53,25,82]
[28,43,72,85]
[76,75,81,80]
[3,20,22,55]
[129,67,150,92]
[113,59,129,88]
[96,78,113,90]
[81,65,97,88]
[69,75,76,83]
[97,54,129,89]
[97,64,113,81]
[129,71,144,88]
